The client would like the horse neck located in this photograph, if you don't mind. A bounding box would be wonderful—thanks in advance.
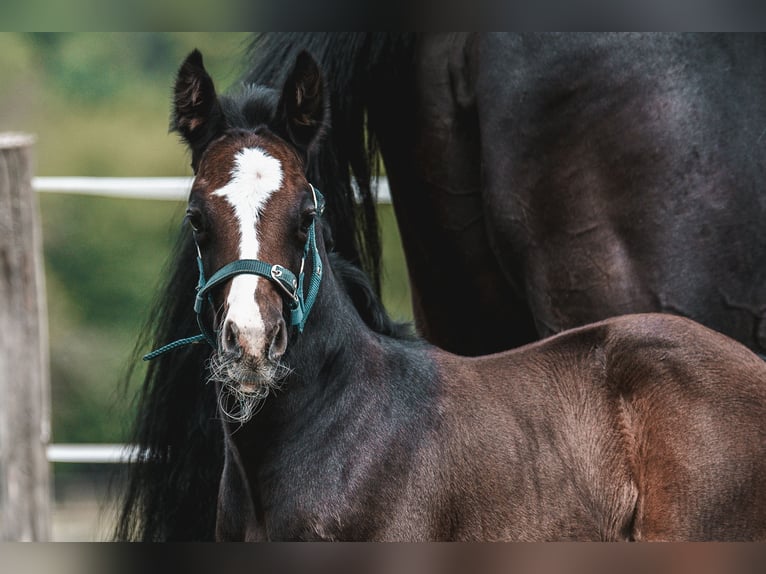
[291,264,379,379]
[255,255,432,432]
[227,257,442,536]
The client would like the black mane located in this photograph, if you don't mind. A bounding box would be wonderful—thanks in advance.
[328,251,415,341]
[219,84,280,131]
[243,33,417,294]
[116,229,220,541]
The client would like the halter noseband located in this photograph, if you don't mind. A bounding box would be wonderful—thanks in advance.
[143,185,325,361]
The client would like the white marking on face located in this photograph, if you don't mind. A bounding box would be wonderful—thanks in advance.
[212,147,283,352]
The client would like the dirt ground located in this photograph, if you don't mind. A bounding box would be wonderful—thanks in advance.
[52,494,114,541]
[50,465,121,542]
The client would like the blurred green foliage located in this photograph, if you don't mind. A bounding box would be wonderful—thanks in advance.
[0,33,411,445]
[1,33,252,176]
[1,1,252,37]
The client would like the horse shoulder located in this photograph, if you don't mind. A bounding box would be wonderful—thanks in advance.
[429,344,638,540]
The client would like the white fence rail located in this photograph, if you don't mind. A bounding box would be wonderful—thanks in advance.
[33,176,392,203]
[47,444,141,464]
[33,176,194,200]
[35,175,391,465]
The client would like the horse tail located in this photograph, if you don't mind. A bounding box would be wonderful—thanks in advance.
[115,230,221,541]
[244,33,417,295]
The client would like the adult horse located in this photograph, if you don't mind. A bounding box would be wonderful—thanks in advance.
[237,32,766,357]
[116,34,766,540]
[129,50,766,541]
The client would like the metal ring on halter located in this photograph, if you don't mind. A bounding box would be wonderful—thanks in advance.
[310,183,318,211]
[310,183,325,215]
[298,252,307,278]
[271,265,299,303]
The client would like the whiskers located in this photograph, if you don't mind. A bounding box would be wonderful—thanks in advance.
[207,352,292,423]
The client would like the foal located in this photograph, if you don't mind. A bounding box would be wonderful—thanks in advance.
[163,50,766,541]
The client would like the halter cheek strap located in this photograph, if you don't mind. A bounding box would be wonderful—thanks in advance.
[143,186,325,361]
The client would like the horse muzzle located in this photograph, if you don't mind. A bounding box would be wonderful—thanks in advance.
[220,303,288,366]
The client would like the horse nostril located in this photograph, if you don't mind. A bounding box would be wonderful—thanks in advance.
[268,317,288,361]
[222,319,243,360]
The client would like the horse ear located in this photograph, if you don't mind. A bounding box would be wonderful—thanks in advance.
[172,50,226,171]
[277,51,327,157]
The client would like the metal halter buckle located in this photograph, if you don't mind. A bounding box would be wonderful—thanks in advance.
[271,265,299,303]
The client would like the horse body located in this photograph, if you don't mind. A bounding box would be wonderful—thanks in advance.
[216,282,766,540]
[365,33,766,354]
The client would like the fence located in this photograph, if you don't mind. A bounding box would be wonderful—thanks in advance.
[1,135,50,541]
[31,178,193,471]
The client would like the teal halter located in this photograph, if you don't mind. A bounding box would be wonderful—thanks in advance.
[143,185,325,361]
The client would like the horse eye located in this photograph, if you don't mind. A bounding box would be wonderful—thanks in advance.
[186,208,205,234]
[299,210,316,235]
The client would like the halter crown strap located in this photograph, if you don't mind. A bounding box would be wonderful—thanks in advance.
[143,186,324,361]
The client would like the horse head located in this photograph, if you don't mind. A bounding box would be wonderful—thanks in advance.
[171,50,327,404]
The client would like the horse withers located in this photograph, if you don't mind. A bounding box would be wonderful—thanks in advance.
[147,50,766,541]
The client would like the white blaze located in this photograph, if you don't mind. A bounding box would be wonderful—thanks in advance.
[212,147,283,349]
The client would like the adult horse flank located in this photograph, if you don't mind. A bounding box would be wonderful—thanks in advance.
[119,49,766,541]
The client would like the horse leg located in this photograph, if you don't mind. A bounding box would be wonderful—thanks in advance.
[370,33,538,355]
[215,429,263,541]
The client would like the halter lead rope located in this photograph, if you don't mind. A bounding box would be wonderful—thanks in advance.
[143,186,325,361]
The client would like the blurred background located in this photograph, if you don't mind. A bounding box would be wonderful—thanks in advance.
[0,32,411,540]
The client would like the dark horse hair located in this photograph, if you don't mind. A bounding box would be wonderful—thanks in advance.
[244,33,766,360]
[116,229,219,541]
[243,33,417,294]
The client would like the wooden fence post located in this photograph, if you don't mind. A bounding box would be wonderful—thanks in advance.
[0,133,51,541]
